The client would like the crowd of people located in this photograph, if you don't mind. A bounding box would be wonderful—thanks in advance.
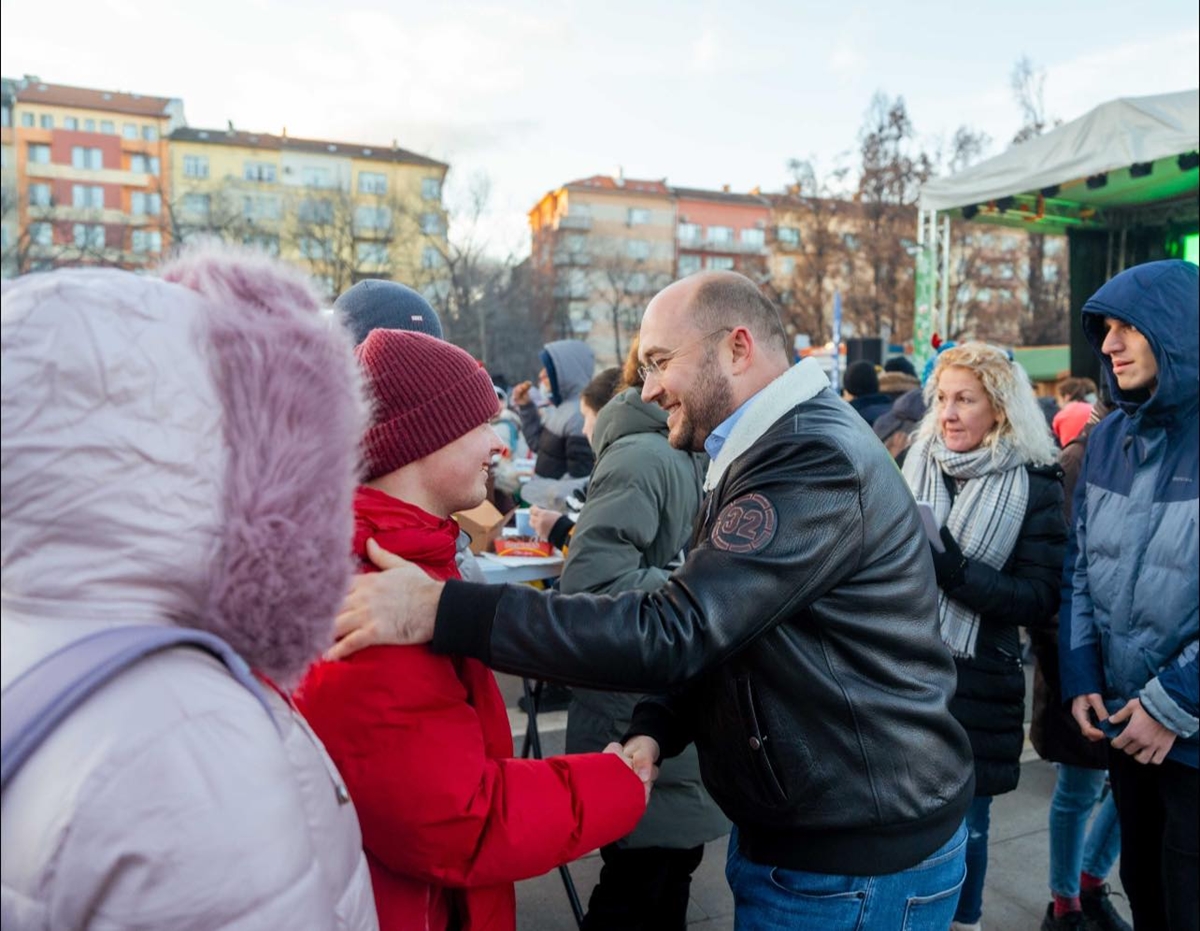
[1,245,1195,931]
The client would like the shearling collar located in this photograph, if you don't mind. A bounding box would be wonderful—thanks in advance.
[704,359,829,491]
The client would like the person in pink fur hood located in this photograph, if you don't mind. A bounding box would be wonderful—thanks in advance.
[0,246,378,930]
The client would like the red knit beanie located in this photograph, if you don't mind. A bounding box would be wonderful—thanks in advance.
[357,330,499,480]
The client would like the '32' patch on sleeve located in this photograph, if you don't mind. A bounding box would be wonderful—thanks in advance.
[710,493,777,554]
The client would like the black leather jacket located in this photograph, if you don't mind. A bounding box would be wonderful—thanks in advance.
[435,388,974,875]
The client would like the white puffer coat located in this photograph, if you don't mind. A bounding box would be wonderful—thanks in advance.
[1,253,377,930]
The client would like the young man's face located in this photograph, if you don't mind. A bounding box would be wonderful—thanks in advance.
[1100,316,1158,393]
[417,422,503,517]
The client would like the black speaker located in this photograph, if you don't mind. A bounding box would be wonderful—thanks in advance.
[845,337,884,367]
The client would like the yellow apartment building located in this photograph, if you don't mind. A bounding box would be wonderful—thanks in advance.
[169,127,449,301]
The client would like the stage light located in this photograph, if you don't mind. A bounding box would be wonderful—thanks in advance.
[1179,152,1200,171]
[962,204,979,220]
[1086,174,1108,190]
[995,197,1015,213]
[1040,185,1061,197]
[1129,162,1153,179]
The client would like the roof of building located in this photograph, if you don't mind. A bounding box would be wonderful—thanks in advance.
[566,174,671,195]
[671,186,771,207]
[169,127,448,169]
[13,79,178,117]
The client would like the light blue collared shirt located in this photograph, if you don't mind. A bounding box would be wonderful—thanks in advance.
[704,388,766,462]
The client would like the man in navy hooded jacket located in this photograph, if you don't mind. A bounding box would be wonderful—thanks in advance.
[1061,259,1198,931]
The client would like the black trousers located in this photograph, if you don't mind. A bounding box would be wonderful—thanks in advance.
[581,843,706,931]
[1109,752,1198,931]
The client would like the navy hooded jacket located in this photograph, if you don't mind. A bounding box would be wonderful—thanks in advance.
[1060,259,1199,768]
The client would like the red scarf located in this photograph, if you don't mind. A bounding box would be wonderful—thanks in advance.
[352,486,460,581]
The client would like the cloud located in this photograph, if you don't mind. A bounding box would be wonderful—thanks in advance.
[828,40,866,74]
[692,27,719,72]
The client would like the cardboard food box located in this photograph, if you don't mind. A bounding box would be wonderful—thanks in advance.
[454,501,514,555]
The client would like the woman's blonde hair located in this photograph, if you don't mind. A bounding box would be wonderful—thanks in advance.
[915,341,1058,465]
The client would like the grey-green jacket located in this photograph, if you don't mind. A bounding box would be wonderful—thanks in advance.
[561,387,729,849]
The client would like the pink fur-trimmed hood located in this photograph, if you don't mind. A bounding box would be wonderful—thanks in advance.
[1,246,366,685]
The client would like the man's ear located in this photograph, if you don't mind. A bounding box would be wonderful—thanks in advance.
[728,326,754,373]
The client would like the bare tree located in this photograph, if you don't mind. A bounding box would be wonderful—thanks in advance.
[1010,55,1069,345]
[853,93,930,340]
[589,241,671,363]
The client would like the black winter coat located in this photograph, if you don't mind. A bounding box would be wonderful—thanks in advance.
[941,464,1067,797]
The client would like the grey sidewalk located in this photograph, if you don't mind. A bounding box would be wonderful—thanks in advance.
[498,673,1132,930]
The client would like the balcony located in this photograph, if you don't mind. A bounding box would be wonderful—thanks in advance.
[677,238,769,256]
[553,282,591,299]
[557,214,592,231]
[553,251,591,267]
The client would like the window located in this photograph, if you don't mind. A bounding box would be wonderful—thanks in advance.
[73,223,105,249]
[627,207,651,226]
[627,272,648,294]
[182,193,211,218]
[421,246,443,269]
[183,155,209,179]
[778,256,795,277]
[299,236,332,260]
[84,118,95,132]
[563,233,586,254]
[677,222,701,243]
[30,222,53,246]
[100,120,115,135]
[354,205,391,230]
[131,191,162,216]
[419,212,443,235]
[72,184,105,209]
[678,254,702,276]
[356,242,389,266]
[626,239,651,260]
[301,166,332,188]
[130,154,148,174]
[776,226,800,246]
[142,126,158,141]
[123,123,138,140]
[842,233,860,250]
[71,146,104,170]
[243,234,280,256]
[243,161,277,183]
[28,143,51,164]
[64,117,78,130]
[741,228,765,248]
[707,226,733,245]
[421,177,441,200]
[359,172,387,195]
[148,156,160,176]
[131,229,162,253]
[299,198,334,224]
[40,114,54,129]
[705,256,734,271]
[28,183,52,207]
[21,112,34,128]
[242,195,281,221]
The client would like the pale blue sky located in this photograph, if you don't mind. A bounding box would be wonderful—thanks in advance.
[3,0,1197,253]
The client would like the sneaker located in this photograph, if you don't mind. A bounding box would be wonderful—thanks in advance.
[1040,903,1087,930]
[1080,885,1132,931]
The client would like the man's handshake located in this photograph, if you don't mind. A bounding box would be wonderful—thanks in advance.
[603,736,661,805]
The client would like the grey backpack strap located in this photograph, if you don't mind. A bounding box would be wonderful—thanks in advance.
[1,625,278,791]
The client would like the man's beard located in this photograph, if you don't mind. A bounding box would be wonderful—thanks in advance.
[669,352,735,451]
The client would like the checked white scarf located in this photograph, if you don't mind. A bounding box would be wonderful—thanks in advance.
[903,435,1029,658]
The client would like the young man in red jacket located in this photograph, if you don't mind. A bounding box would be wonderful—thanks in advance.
[296,330,648,931]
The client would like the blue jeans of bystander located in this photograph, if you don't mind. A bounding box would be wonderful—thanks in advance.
[953,796,993,924]
[724,821,967,931]
[1048,763,1121,897]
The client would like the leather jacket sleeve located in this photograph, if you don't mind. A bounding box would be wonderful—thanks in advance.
[434,433,866,692]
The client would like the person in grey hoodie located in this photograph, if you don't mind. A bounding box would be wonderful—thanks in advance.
[561,355,729,931]
[513,339,596,480]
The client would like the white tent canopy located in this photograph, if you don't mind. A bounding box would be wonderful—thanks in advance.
[920,89,1199,225]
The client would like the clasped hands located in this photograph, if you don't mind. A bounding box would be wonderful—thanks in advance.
[1071,693,1178,765]
[603,735,660,805]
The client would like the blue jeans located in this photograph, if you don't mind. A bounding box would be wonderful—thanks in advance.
[954,796,993,924]
[725,821,967,930]
[1048,764,1121,897]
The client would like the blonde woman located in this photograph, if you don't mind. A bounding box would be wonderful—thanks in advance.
[902,342,1068,931]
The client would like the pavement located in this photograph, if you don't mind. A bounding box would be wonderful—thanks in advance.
[495,671,1134,931]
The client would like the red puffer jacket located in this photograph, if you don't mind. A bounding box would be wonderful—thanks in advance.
[297,487,645,931]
